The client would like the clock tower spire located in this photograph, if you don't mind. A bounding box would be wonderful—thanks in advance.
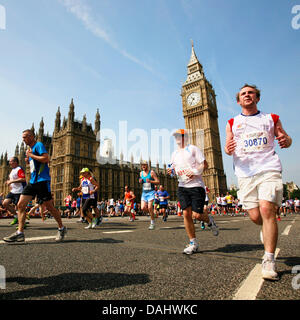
[181,41,227,200]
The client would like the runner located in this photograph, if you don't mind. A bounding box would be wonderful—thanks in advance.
[124,185,136,222]
[216,193,222,215]
[2,157,26,226]
[3,130,67,243]
[168,129,219,255]
[295,197,300,214]
[139,160,160,230]
[225,192,234,216]
[225,83,292,280]
[153,186,160,218]
[157,185,170,222]
[72,168,99,229]
[64,194,72,219]
[108,198,115,217]
[221,194,227,215]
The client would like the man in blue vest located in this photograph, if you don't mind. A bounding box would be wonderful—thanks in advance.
[3,129,67,243]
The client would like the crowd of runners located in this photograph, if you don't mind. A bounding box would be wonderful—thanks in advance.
[0,83,294,282]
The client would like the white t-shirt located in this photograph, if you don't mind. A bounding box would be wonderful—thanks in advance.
[229,112,282,178]
[9,166,25,194]
[216,197,222,205]
[221,197,227,206]
[170,144,205,188]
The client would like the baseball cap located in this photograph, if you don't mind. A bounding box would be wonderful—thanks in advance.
[80,167,90,173]
[172,129,188,136]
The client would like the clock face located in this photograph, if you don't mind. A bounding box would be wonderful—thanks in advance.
[187,92,201,107]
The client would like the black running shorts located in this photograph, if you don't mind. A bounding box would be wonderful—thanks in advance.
[5,193,21,205]
[22,181,52,202]
[177,187,205,213]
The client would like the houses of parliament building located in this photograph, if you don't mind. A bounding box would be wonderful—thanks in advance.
[0,44,227,206]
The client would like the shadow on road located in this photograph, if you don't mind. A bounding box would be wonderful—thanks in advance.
[200,243,264,254]
[0,272,150,300]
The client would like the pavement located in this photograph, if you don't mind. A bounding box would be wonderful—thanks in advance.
[0,214,299,301]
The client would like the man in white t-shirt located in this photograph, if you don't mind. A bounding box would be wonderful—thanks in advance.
[225,84,292,281]
[168,129,219,255]
[3,157,26,225]
[216,193,222,215]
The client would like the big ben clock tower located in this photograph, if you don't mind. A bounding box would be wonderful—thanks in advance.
[181,41,227,200]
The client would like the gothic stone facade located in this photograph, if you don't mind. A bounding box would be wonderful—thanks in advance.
[0,100,177,206]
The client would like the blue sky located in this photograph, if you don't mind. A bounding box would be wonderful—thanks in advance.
[0,0,299,187]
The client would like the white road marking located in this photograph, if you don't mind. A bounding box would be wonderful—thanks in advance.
[282,225,292,236]
[233,248,280,300]
[102,230,134,234]
[0,236,56,245]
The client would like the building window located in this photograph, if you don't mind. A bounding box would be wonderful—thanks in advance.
[75,142,80,157]
[57,166,64,183]
[74,167,80,184]
[88,144,93,159]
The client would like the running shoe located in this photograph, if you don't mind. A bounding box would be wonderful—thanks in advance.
[85,223,92,229]
[208,216,219,236]
[262,259,279,281]
[3,231,25,243]
[201,221,205,230]
[16,223,27,230]
[55,226,67,242]
[148,224,155,230]
[91,218,97,228]
[10,218,18,226]
[96,216,103,226]
[183,242,199,255]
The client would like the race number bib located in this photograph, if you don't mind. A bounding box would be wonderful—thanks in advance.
[175,166,192,183]
[29,160,35,173]
[241,131,269,153]
[159,197,165,202]
[82,186,89,195]
[143,183,151,191]
[126,200,131,206]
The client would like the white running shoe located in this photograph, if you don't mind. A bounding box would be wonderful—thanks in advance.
[85,223,92,229]
[183,242,199,255]
[91,218,97,228]
[262,259,279,281]
[208,216,219,236]
[148,224,155,230]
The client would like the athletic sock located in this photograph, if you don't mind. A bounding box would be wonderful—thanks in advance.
[190,238,198,245]
[264,251,275,261]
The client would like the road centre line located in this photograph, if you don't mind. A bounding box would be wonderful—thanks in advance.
[232,248,280,300]
[102,230,134,234]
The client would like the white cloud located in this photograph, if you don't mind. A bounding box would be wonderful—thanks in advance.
[58,0,155,74]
